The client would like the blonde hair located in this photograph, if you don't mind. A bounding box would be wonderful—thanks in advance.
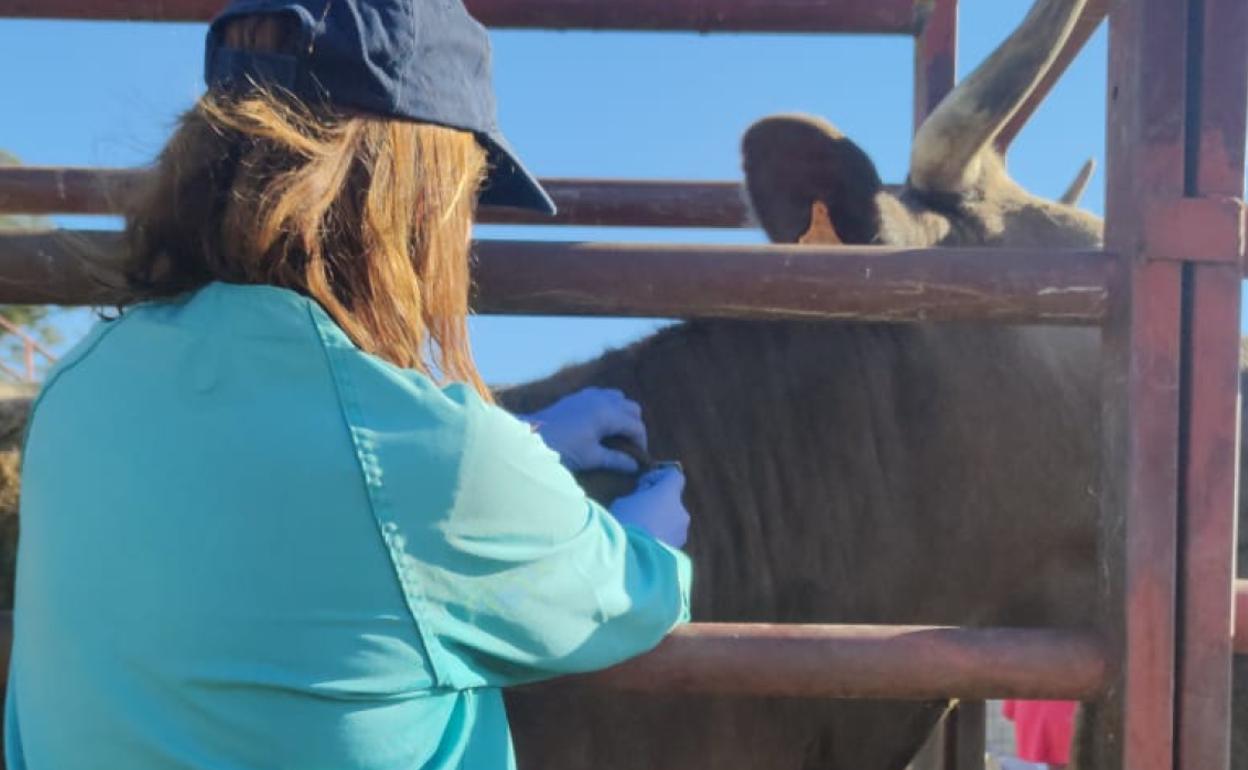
[122,14,491,398]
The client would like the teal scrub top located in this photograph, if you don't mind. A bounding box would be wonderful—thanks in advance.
[5,282,691,770]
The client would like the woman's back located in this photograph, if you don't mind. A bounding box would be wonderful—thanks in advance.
[11,283,464,768]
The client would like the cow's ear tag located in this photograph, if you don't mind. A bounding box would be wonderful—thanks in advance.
[798,200,842,245]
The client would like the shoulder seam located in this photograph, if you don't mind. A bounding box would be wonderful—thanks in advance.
[24,317,125,449]
[302,301,458,689]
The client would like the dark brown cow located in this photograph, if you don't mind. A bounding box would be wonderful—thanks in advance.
[502,321,1101,770]
[499,0,1242,768]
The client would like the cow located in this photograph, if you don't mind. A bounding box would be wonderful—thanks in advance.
[0,0,1240,768]
[498,0,1244,768]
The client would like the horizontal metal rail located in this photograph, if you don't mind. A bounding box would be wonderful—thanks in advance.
[489,179,750,228]
[0,230,1111,323]
[8,588,1248,696]
[0,613,1105,699]
[548,624,1109,700]
[478,241,1111,322]
[0,0,924,34]
[0,168,752,229]
[0,167,141,218]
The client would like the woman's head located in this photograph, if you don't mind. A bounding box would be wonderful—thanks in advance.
[124,2,552,398]
[125,79,488,394]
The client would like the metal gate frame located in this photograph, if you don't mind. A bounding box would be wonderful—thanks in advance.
[0,2,1246,770]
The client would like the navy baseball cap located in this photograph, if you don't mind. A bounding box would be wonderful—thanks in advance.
[204,0,556,215]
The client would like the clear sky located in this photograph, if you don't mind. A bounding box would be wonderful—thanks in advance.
[0,1,1170,386]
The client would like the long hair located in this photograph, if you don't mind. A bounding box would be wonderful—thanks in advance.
[122,15,491,398]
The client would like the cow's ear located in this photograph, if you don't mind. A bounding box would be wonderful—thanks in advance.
[742,115,884,244]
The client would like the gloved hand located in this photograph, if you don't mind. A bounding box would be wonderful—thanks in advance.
[609,466,690,549]
[523,388,647,473]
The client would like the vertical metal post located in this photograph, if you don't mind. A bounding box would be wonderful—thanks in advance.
[1174,1,1248,769]
[944,701,987,770]
[913,0,957,131]
[1178,264,1241,770]
[1095,260,1183,770]
[1094,1,1191,769]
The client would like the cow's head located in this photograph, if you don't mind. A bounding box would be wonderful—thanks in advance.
[742,0,1102,250]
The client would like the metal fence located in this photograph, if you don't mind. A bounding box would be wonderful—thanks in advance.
[0,2,1244,770]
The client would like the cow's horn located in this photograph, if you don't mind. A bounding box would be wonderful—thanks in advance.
[1059,158,1096,205]
[910,0,1087,193]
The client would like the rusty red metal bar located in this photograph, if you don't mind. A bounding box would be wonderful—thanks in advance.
[0,0,923,33]
[1140,197,1246,265]
[1193,1,1248,200]
[1097,260,1183,770]
[913,0,957,132]
[1173,2,1248,770]
[0,615,1107,699]
[546,624,1108,700]
[473,240,1110,323]
[1094,1,1194,769]
[484,179,749,228]
[0,167,752,229]
[1179,264,1242,770]
[0,230,1113,323]
[0,167,141,218]
[996,0,1108,151]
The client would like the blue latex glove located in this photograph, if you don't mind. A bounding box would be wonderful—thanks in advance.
[523,388,648,473]
[609,467,690,549]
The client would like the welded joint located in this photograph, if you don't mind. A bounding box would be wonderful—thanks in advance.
[1140,196,1247,268]
[912,0,935,35]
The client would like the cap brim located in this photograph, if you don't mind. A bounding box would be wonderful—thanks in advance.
[477,133,557,216]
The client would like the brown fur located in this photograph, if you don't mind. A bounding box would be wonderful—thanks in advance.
[494,57,1116,763]
[501,322,1101,770]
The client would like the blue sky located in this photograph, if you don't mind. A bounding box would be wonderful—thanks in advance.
[0,2,1135,385]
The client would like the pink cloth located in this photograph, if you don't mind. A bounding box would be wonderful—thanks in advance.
[1002,700,1078,765]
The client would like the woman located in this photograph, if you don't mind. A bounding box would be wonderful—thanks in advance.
[4,1,692,768]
